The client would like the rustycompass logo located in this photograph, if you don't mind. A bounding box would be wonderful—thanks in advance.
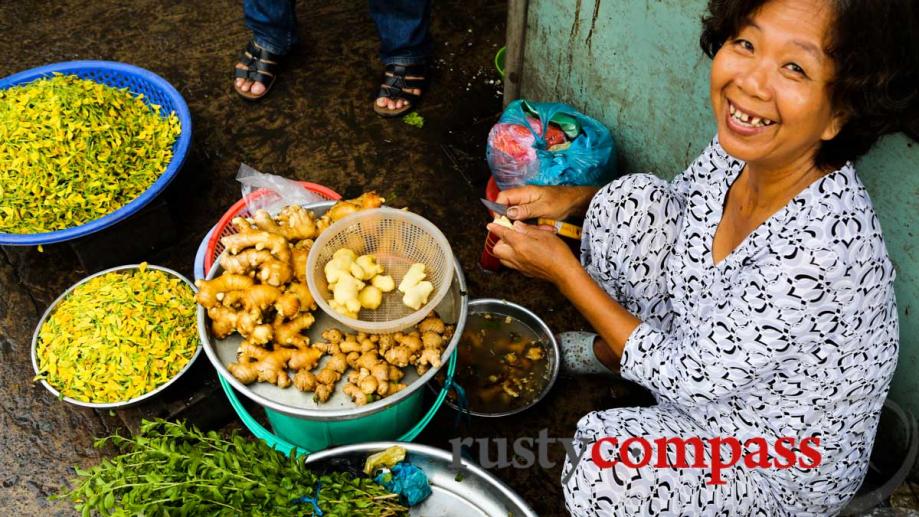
[449,431,822,485]
[590,435,822,485]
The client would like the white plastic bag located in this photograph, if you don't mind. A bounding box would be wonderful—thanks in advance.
[236,163,326,212]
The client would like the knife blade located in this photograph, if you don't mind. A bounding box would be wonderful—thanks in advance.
[480,198,508,216]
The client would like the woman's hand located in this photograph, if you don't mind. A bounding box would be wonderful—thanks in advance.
[486,221,580,284]
[495,185,599,221]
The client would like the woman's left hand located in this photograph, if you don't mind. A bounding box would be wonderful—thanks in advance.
[486,221,580,284]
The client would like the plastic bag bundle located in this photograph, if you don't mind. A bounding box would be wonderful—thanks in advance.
[374,462,433,506]
[486,100,615,190]
[236,163,327,212]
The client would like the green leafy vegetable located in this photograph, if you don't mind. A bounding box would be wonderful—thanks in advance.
[403,112,424,128]
[56,420,407,516]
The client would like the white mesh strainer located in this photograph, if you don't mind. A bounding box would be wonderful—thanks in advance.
[306,207,455,333]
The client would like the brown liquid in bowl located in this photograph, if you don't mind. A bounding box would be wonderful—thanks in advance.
[451,312,551,414]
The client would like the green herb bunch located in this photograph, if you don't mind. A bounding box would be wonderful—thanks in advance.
[56,419,407,517]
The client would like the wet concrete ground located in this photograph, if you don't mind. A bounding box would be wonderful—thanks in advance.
[0,1,630,515]
[2,1,918,516]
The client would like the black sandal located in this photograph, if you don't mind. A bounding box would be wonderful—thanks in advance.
[234,41,281,101]
[374,63,427,117]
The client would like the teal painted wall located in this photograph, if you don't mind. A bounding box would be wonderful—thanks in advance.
[521,0,918,415]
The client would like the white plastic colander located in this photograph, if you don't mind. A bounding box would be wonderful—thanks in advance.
[306,208,455,334]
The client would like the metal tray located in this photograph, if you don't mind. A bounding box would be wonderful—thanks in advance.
[198,201,468,420]
[305,441,537,517]
[30,264,201,409]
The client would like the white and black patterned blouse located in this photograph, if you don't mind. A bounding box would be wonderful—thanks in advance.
[566,137,899,516]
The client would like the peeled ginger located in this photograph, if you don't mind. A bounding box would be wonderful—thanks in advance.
[399,263,434,310]
[324,248,394,317]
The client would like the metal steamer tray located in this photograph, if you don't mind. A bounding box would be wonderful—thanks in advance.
[198,201,468,420]
[306,442,537,517]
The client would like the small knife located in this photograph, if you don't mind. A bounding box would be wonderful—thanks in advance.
[481,198,582,240]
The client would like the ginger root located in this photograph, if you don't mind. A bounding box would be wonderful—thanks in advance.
[221,230,291,263]
[330,273,365,318]
[326,192,385,222]
[324,248,358,285]
[273,313,315,348]
[398,263,434,311]
[219,248,293,287]
[291,240,312,283]
[353,255,384,280]
[253,206,319,242]
[295,352,349,402]
[195,274,255,308]
[228,341,323,389]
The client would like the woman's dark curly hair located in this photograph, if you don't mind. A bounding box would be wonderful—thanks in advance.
[700,0,919,170]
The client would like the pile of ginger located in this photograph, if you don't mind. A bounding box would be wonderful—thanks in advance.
[195,192,455,405]
[311,317,454,405]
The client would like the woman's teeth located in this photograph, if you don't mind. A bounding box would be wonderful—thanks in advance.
[729,103,775,128]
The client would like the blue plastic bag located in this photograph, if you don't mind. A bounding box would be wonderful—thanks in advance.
[374,462,433,506]
[486,99,616,190]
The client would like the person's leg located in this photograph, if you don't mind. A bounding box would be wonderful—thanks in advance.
[563,405,783,516]
[560,173,682,375]
[236,0,299,97]
[370,0,432,65]
[369,0,432,114]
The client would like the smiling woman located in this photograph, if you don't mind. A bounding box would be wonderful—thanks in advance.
[701,0,919,171]
[484,0,919,515]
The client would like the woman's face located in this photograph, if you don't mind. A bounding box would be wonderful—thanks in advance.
[710,0,842,171]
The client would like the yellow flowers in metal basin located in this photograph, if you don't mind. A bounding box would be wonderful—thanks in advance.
[34,263,198,405]
[0,74,180,234]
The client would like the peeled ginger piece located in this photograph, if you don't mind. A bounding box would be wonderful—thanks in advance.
[403,281,434,310]
[493,214,514,228]
[372,274,395,292]
[329,300,359,319]
[324,248,393,316]
[358,285,383,310]
[325,248,358,285]
[398,264,427,293]
[399,263,434,310]
[354,255,385,280]
[332,273,365,317]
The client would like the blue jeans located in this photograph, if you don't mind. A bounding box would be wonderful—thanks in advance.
[244,0,432,65]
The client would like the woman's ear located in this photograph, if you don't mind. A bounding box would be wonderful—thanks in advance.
[821,111,846,141]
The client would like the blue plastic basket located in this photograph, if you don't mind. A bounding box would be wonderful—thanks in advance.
[0,61,192,246]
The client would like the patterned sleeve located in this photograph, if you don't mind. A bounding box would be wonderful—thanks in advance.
[668,137,724,203]
[618,244,896,407]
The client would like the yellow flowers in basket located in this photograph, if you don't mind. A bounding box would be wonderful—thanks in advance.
[34,263,198,404]
[0,74,180,234]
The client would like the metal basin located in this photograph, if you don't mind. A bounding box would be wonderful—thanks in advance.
[30,264,201,409]
[305,441,537,517]
[441,298,560,418]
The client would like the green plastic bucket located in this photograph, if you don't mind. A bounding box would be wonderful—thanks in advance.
[495,47,506,79]
[220,351,458,456]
